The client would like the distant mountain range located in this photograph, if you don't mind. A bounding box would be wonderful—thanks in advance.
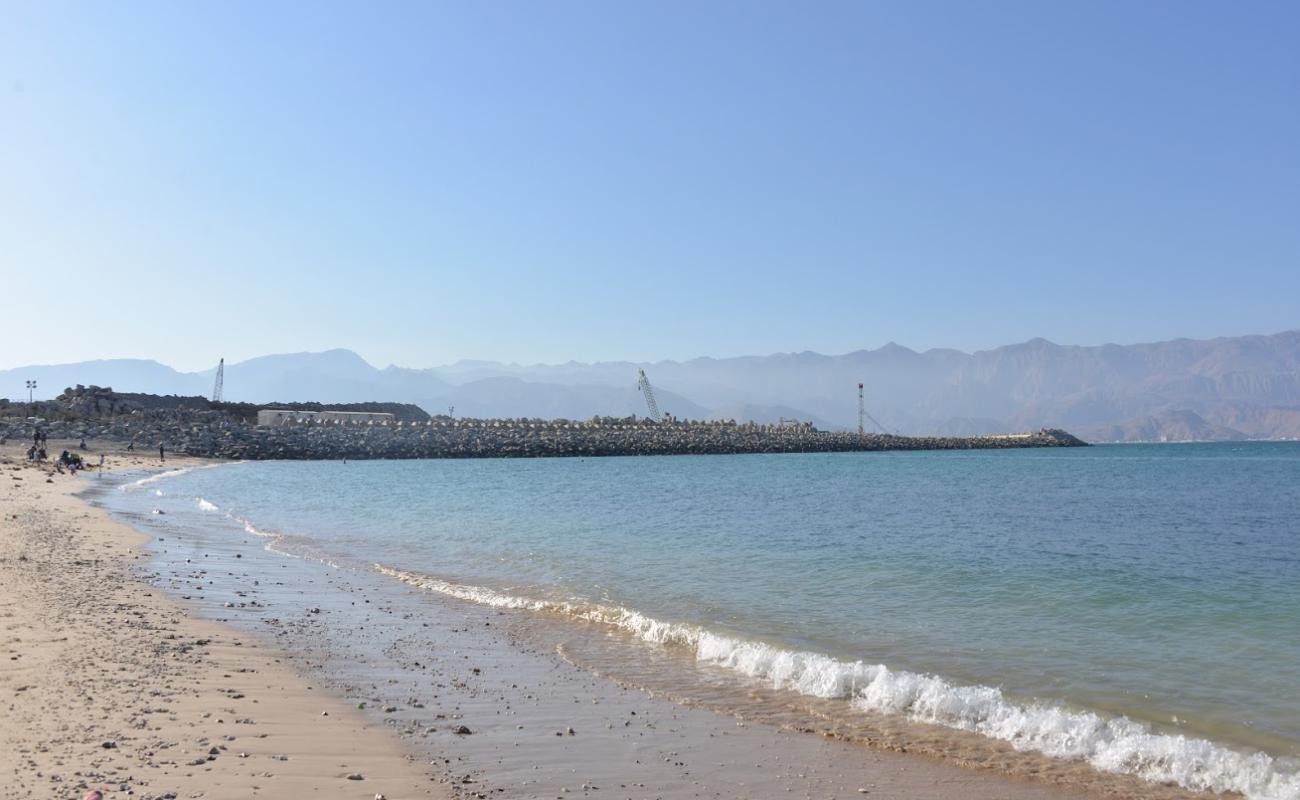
[4,330,1299,442]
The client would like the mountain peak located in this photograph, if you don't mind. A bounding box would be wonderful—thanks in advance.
[877,341,916,354]
[232,348,374,370]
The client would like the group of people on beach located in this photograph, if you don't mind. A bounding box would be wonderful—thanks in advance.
[16,428,166,469]
[25,429,48,461]
[21,430,115,471]
[55,449,100,474]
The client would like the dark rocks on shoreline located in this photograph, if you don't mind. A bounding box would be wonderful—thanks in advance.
[0,385,1087,460]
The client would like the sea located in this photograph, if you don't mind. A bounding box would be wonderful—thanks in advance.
[102,442,1300,800]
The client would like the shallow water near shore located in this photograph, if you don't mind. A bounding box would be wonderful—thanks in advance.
[100,443,1300,799]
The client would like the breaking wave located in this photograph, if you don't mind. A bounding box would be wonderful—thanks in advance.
[226,512,339,567]
[120,467,196,490]
[120,463,227,492]
[196,497,219,512]
[376,565,1300,800]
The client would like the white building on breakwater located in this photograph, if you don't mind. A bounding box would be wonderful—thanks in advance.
[256,409,395,427]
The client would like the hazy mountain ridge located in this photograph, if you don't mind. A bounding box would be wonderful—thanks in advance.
[3,331,1298,441]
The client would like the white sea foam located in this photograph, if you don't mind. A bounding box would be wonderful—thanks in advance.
[376,564,1300,800]
[181,494,297,560]
[225,514,319,562]
[119,462,226,492]
[120,467,195,490]
[238,517,273,538]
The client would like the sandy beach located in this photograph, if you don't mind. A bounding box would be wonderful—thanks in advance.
[0,442,443,800]
[2,443,1203,800]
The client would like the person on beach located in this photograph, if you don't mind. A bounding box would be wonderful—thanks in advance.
[127,441,134,451]
[159,443,165,462]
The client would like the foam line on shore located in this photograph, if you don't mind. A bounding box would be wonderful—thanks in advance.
[376,564,1300,800]
[119,463,226,491]
[219,510,342,568]
[121,466,196,489]
[113,463,313,563]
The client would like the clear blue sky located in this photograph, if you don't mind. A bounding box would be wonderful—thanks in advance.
[2,1,1297,371]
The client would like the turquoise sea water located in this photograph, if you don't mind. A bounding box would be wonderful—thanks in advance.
[112,443,1300,799]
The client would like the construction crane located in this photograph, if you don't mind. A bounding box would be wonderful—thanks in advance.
[212,358,224,403]
[857,382,888,435]
[637,368,663,423]
[858,383,864,435]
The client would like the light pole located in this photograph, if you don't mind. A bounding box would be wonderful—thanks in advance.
[25,380,36,405]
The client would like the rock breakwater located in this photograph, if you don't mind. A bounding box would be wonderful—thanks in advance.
[1,386,1087,460]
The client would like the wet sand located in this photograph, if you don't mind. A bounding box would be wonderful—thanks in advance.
[0,442,442,799]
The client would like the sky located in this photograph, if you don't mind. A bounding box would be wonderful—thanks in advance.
[1,1,1297,371]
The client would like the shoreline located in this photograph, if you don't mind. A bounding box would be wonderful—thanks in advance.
[8,445,1275,800]
[93,459,1216,800]
[0,442,443,799]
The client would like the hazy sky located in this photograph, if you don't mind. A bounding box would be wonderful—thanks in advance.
[2,1,1297,371]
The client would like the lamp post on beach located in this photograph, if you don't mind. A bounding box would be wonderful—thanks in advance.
[25,379,36,405]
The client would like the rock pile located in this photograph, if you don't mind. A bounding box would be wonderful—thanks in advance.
[55,385,148,416]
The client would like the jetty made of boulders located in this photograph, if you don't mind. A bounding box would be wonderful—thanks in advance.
[1,385,1087,460]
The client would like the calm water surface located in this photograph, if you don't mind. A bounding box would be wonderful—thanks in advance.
[112,443,1300,799]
